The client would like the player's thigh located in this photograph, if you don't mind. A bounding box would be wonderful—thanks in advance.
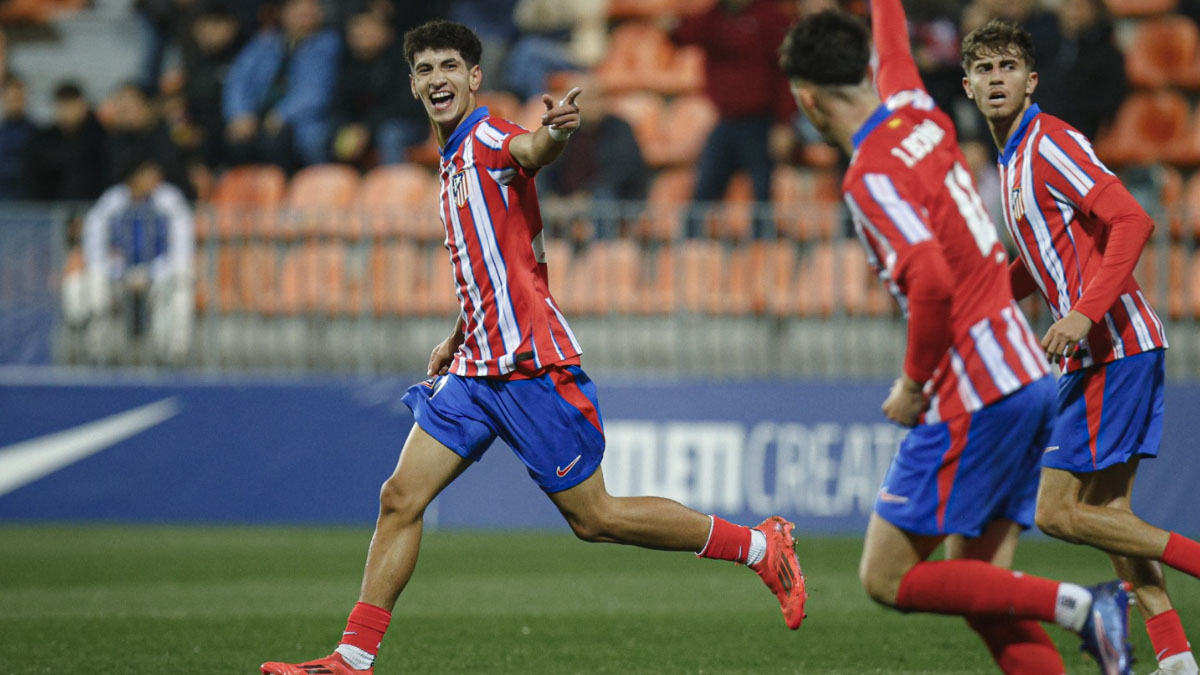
[545,465,610,525]
[1079,458,1139,510]
[860,512,944,602]
[944,518,1022,569]
[381,423,474,511]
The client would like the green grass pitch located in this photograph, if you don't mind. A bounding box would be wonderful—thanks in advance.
[1,525,1197,674]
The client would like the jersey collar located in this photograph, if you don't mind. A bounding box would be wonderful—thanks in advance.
[851,103,894,151]
[441,106,490,160]
[999,103,1041,165]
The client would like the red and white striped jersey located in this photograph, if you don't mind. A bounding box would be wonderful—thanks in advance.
[997,104,1167,374]
[437,106,581,378]
[844,89,1052,424]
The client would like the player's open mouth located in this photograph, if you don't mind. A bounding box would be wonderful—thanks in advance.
[431,91,454,111]
[988,90,1007,104]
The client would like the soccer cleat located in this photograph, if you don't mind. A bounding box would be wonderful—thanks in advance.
[1079,580,1133,675]
[260,653,370,675]
[749,515,807,630]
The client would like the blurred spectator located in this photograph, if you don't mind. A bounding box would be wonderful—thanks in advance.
[670,0,796,238]
[506,0,607,100]
[538,80,649,239]
[106,83,196,200]
[907,0,964,116]
[135,0,195,94]
[1036,0,1126,139]
[181,2,242,168]
[0,73,35,200]
[24,82,109,201]
[330,9,427,167]
[73,159,195,364]
[448,0,519,91]
[223,0,339,170]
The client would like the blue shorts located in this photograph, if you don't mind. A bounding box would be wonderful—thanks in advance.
[1043,349,1164,473]
[401,364,605,493]
[875,376,1054,538]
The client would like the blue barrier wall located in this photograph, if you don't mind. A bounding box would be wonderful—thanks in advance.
[2,371,1198,535]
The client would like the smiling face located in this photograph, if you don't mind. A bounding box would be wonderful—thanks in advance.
[963,48,1037,126]
[409,47,481,142]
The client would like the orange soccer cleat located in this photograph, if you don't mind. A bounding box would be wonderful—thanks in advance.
[750,516,808,630]
[260,653,370,675]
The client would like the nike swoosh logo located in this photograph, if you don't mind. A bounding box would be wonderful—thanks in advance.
[878,488,909,504]
[556,454,582,478]
[1044,446,1060,454]
[0,397,181,497]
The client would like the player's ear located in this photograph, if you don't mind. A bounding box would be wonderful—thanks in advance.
[469,64,482,93]
[1026,70,1038,96]
[409,73,418,99]
[962,75,974,100]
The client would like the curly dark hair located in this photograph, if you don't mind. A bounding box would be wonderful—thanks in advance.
[403,19,482,69]
[779,10,871,86]
[961,19,1036,73]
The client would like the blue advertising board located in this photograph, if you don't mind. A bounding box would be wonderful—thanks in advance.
[2,370,1198,536]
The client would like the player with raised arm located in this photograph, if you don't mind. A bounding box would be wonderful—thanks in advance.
[961,18,1200,675]
[259,20,806,675]
[781,4,1132,674]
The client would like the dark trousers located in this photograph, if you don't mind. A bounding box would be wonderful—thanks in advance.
[686,115,774,238]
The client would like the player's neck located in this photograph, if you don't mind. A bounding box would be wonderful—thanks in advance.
[987,99,1033,152]
[831,94,882,154]
[433,100,479,148]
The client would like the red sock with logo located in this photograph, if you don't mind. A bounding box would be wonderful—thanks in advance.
[965,616,1064,675]
[1162,532,1200,579]
[696,516,752,563]
[896,560,1058,621]
[338,602,391,657]
[1147,609,1191,661]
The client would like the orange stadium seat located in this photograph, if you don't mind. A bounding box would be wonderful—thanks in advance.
[645,94,717,166]
[1166,104,1200,165]
[596,22,703,95]
[1106,0,1177,18]
[1179,171,1200,238]
[1125,16,1200,89]
[475,90,522,122]
[415,245,458,316]
[281,164,360,238]
[677,239,727,313]
[1187,250,1200,318]
[640,244,677,314]
[1160,165,1185,237]
[739,240,799,316]
[200,165,286,240]
[771,166,843,240]
[358,165,442,240]
[1095,91,1190,166]
[640,168,693,240]
[608,0,674,19]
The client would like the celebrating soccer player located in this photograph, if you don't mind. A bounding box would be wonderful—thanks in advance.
[961,17,1200,675]
[259,20,806,675]
[780,3,1133,674]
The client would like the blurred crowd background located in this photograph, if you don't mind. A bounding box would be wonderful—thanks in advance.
[0,0,1197,379]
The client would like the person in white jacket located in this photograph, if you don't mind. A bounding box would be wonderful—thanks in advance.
[72,158,194,363]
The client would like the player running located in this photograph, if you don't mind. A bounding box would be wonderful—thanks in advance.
[961,17,1200,675]
[781,4,1132,674]
[259,20,805,675]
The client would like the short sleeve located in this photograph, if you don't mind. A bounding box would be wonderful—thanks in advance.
[1035,127,1120,215]
[472,117,536,185]
[843,171,937,287]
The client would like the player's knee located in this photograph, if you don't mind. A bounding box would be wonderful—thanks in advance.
[858,558,900,607]
[1034,502,1076,542]
[377,476,425,522]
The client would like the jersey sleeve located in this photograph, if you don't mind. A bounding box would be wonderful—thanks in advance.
[843,171,937,284]
[870,0,927,100]
[472,117,537,184]
[1036,127,1121,215]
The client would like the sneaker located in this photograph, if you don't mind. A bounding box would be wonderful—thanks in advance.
[1079,580,1133,675]
[749,516,807,630]
[260,653,370,675]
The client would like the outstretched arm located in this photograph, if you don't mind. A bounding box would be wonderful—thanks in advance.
[509,87,583,170]
[870,0,926,99]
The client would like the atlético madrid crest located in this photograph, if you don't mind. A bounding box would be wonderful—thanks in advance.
[1010,186,1025,222]
[451,170,470,208]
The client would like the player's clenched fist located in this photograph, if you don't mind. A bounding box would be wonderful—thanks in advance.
[1040,310,1093,364]
[881,375,926,428]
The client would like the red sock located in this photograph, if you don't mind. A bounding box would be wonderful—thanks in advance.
[338,602,391,656]
[896,560,1059,621]
[1162,532,1200,579]
[965,615,1064,675]
[1147,609,1191,662]
[696,516,751,563]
